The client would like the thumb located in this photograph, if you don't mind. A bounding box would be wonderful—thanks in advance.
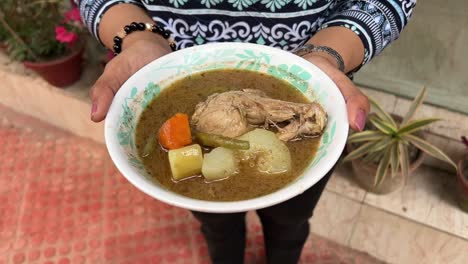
[333,76,370,131]
[302,55,370,132]
[89,73,120,122]
[89,39,171,122]
[89,56,131,122]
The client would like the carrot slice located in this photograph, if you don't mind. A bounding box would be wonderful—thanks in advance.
[158,113,192,150]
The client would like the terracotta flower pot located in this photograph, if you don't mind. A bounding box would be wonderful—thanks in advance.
[457,156,468,212]
[348,145,424,194]
[23,45,84,88]
[347,114,425,194]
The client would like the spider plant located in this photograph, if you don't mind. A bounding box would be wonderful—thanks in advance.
[344,87,457,188]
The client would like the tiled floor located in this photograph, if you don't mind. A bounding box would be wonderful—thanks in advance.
[363,166,468,239]
[349,205,468,264]
[0,106,383,264]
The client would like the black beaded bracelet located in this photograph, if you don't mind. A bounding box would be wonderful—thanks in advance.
[112,22,176,55]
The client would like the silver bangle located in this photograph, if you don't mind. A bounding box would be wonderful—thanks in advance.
[293,44,345,72]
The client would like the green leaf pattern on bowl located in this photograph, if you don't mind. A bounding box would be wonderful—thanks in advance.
[235,49,271,71]
[309,121,336,168]
[117,82,161,175]
[117,48,334,177]
[267,64,311,93]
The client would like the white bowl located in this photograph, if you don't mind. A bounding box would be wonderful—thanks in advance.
[105,43,348,213]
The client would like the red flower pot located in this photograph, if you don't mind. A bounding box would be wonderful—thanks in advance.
[23,45,84,88]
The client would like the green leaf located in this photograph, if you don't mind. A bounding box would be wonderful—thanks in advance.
[330,122,336,140]
[389,142,400,178]
[363,150,383,164]
[347,131,385,144]
[403,134,457,170]
[375,147,391,187]
[260,53,271,63]
[367,137,393,154]
[369,116,397,135]
[343,141,379,162]
[236,54,249,59]
[245,62,255,71]
[401,87,427,125]
[130,87,138,98]
[297,71,312,81]
[397,118,440,136]
[369,97,397,128]
[244,49,256,57]
[399,143,409,180]
[235,60,246,69]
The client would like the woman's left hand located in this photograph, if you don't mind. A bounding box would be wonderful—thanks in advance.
[304,54,370,132]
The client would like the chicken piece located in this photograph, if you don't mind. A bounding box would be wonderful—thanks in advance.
[191,89,327,141]
[275,103,327,141]
[190,90,251,138]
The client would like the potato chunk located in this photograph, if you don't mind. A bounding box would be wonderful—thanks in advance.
[202,147,238,181]
[237,129,291,174]
[168,144,203,180]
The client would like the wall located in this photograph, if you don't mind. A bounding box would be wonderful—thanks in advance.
[354,0,468,114]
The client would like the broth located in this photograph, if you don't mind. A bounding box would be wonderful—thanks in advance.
[136,69,320,201]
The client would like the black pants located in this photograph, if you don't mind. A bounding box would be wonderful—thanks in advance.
[191,167,334,264]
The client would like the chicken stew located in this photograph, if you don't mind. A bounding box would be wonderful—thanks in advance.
[135,69,325,201]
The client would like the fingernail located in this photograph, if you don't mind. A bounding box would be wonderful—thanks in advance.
[91,103,97,116]
[355,109,367,131]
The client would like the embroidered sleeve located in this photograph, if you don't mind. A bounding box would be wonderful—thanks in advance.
[321,0,416,65]
[75,0,144,44]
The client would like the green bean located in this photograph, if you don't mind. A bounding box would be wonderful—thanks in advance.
[141,135,156,158]
[195,132,250,150]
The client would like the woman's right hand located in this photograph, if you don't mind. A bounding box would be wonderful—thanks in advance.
[90,39,171,122]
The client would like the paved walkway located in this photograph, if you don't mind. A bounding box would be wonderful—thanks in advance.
[0,106,383,264]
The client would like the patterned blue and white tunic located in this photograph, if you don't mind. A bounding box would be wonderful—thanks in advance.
[77,0,416,66]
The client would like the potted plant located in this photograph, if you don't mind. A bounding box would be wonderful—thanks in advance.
[344,87,457,194]
[0,0,86,87]
[457,136,468,212]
